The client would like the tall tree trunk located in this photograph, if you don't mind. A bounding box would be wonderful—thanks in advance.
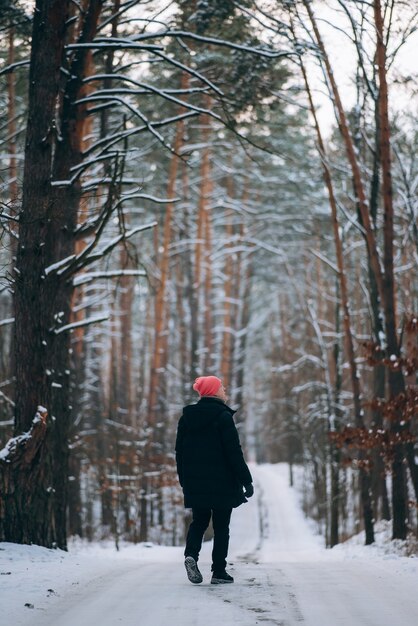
[368,100,390,522]
[300,54,374,544]
[4,0,71,548]
[7,27,18,238]
[203,194,213,372]
[373,0,412,538]
[233,252,252,422]
[230,180,249,412]
[6,26,18,404]
[67,44,95,539]
[199,102,214,373]
[303,0,409,540]
[302,1,385,305]
[68,448,83,537]
[5,0,104,549]
[51,0,104,549]
[145,76,187,539]
[330,280,342,547]
[148,76,186,424]
[175,253,188,389]
[87,0,121,536]
[221,175,235,388]
[194,176,205,372]
[118,248,134,424]
[181,159,199,383]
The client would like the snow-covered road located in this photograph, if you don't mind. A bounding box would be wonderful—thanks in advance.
[2,463,418,626]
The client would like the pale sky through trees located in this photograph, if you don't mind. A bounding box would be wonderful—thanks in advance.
[308,1,417,134]
[138,1,418,134]
[19,0,417,135]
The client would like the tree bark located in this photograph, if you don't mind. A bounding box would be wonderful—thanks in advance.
[148,76,186,424]
[0,409,51,544]
[7,0,104,549]
[373,0,410,538]
[303,1,385,305]
[330,281,342,547]
[8,0,71,548]
[221,175,235,388]
[300,53,374,544]
[118,250,135,424]
[303,0,409,541]
[200,101,214,373]
[233,251,252,421]
[7,27,18,231]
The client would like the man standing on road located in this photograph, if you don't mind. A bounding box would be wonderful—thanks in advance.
[175,375,254,585]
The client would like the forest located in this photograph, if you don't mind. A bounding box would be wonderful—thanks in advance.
[0,0,417,552]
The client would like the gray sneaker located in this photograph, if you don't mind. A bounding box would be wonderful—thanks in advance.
[184,556,203,584]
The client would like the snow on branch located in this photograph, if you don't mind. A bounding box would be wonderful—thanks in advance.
[79,77,223,123]
[0,390,15,408]
[69,221,157,277]
[84,223,157,263]
[80,177,145,191]
[52,313,110,335]
[272,354,324,373]
[0,318,14,327]
[73,269,146,286]
[0,407,47,466]
[0,419,14,428]
[82,111,198,159]
[75,94,170,151]
[0,59,30,76]
[245,237,286,258]
[68,30,289,66]
[292,381,328,394]
[96,0,138,31]
[309,249,339,274]
[151,50,224,96]
[122,193,180,204]
[44,255,77,277]
[0,212,19,223]
[66,41,163,52]
[131,30,297,59]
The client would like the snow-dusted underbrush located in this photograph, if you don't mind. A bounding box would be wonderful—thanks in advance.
[333,520,418,558]
[290,462,418,557]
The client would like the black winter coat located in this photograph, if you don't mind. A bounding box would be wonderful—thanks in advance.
[175,397,253,509]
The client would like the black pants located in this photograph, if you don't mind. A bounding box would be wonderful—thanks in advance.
[185,507,233,573]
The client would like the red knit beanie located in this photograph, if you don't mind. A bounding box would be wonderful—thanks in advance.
[193,376,222,397]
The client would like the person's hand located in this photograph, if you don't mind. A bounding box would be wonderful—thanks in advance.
[243,483,254,498]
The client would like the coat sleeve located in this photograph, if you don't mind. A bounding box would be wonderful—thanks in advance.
[175,416,185,487]
[219,412,253,486]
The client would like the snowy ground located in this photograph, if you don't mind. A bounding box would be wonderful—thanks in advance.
[2,463,418,626]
